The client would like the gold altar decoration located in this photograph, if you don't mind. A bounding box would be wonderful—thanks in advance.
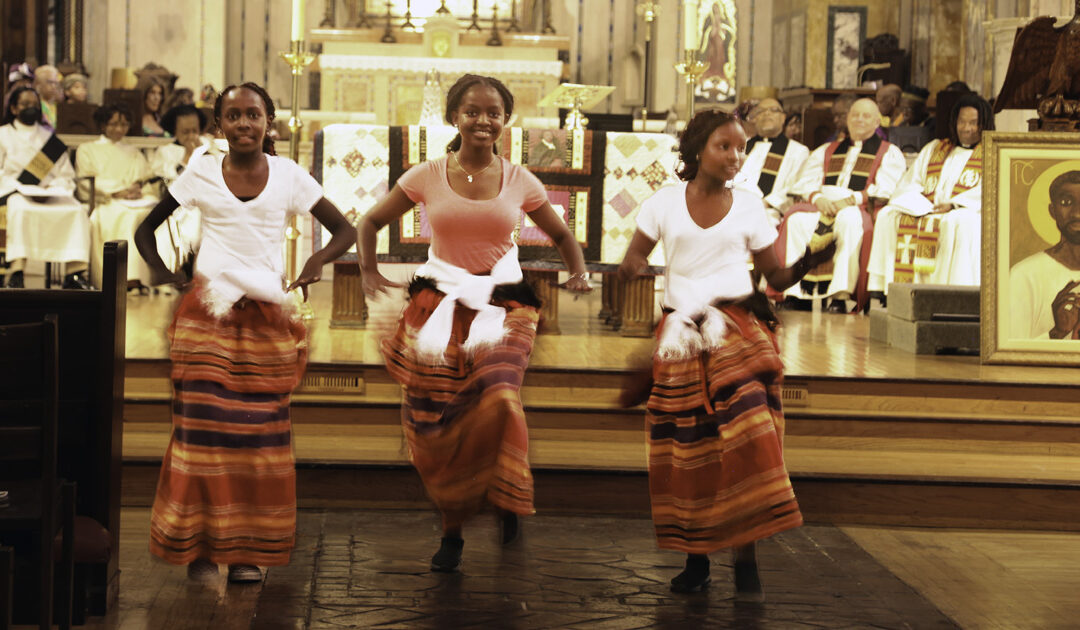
[280,39,317,321]
[675,49,709,122]
[423,13,460,57]
[636,1,661,129]
[538,83,615,131]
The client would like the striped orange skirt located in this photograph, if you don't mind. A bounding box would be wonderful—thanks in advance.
[382,281,538,530]
[646,305,802,554]
[149,285,307,566]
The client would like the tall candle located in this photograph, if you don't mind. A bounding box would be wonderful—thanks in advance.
[683,0,698,51]
[291,0,305,41]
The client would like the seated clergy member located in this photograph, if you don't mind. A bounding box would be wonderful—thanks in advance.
[775,98,907,313]
[0,86,91,289]
[867,93,994,301]
[739,97,810,226]
[78,103,170,291]
[1010,170,1080,340]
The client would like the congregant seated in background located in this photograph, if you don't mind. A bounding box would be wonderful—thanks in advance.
[876,83,902,127]
[140,79,166,136]
[773,98,906,313]
[866,93,993,305]
[33,64,62,128]
[151,104,209,269]
[78,103,170,292]
[783,111,802,141]
[62,73,90,104]
[893,86,930,127]
[0,85,91,289]
[825,93,857,144]
[738,97,809,226]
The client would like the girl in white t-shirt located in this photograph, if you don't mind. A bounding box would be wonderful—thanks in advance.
[134,83,354,584]
[617,109,834,597]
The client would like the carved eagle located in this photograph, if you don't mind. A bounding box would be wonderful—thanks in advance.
[994,1,1080,113]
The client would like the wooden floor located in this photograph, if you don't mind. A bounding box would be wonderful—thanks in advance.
[63,508,1080,630]
[123,274,1080,385]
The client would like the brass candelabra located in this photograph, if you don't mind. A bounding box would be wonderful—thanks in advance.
[486,6,503,46]
[675,49,709,123]
[279,39,317,320]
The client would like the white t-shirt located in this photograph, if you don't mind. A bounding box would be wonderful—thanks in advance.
[636,181,777,312]
[168,151,323,307]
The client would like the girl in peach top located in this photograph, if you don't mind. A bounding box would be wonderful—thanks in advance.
[358,74,590,573]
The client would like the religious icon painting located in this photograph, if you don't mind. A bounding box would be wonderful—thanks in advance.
[981,132,1080,366]
[695,0,738,105]
[500,128,594,175]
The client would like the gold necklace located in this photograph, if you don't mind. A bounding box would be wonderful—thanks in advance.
[452,151,496,183]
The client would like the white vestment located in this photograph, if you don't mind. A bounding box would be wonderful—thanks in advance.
[0,121,89,265]
[738,136,810,226]
[782,139,907,299]
[76,136,172,286]
[1009,252,1080,340]
[867,140,982,294]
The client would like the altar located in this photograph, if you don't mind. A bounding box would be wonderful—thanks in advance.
[312,27,569,125]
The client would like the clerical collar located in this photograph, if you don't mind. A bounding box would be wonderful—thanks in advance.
[960,142,978,150]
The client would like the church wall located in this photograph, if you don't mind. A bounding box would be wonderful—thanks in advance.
[928,0,961,95]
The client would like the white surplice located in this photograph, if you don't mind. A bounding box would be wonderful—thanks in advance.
[782,139,907,299]
[737,136,810,226]
[867,140,982,293]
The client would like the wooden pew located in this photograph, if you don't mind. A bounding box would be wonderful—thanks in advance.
[0,241,126,622]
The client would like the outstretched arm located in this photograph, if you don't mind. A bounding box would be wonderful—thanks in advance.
[287,198,356,300]
[357,185,415,298]
[134,192,183,287]
[753,240,836,292]
[527,202,590,292]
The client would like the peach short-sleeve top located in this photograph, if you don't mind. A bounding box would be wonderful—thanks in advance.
[396,155,548,274]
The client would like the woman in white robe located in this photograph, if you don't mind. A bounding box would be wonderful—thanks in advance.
[151,104,208,269]
[78,103,172,290]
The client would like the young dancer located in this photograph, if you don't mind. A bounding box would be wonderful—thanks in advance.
[618,109,834,596]
[134,82,354,583]
[358,74,590,572]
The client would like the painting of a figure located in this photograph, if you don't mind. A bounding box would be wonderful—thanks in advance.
[982,132,1080,365]
[696,0,737,104]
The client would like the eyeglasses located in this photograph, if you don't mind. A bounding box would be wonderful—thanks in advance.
[753,107,784,116]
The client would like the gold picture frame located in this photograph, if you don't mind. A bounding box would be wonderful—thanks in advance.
[981,131,1080,365]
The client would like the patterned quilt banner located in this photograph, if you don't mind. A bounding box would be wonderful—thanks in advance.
[314,124,680,266]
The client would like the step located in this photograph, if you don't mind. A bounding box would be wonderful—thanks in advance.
[887,283,980,321]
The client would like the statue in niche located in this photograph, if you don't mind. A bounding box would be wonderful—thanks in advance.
[995,0,1080,131]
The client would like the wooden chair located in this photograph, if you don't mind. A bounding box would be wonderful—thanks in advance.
[0,315,74,630]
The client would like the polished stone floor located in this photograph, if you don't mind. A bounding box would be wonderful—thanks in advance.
[246,510,957,630]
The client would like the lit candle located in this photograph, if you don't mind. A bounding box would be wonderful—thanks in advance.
[291,0,305,41]
[683,0,699,51]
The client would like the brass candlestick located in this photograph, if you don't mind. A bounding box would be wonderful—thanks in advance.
[636,1,661,130]
[675,49,709,122]
[541,0,555,34]
[279,40,317,321]
[486,6,502,46]
[320,0,335,27]
[380,2,397,42]
[401,0,416,30]
[506,0,521,32]
[466,0,482,31]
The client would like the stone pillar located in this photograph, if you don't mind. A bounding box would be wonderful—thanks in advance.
[331,262,368,328]
[524,269,560,335]
[620,275,656,338]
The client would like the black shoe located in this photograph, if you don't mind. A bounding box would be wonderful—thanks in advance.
[826,298,848,314]
[779,296,812,311]
[430,536,463,573]
[868,291,887,309]
[500,512,519,545]
[6,270,23,288]
[62,271,92,290]
[734,561,764,602]
[670,555,710,593]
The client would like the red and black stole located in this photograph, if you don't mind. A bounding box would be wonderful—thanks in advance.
[893,141,982,283]
[0,131,69,265]
[746,134,790,197]
[801,134,889,295]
